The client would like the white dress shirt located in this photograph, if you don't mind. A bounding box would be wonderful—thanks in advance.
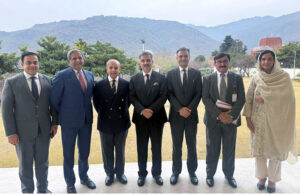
[179,66,189,84]
[72,68,87,87]
[142,69,152,84]
[108,75,119,91]
[24,71,41,95]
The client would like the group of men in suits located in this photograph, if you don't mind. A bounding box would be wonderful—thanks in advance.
[1,48,245,193]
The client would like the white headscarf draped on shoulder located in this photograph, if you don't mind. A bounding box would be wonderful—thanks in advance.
[253,50,297,163]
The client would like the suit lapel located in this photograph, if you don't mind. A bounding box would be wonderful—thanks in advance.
[226,72,233,102]
[212,72,219,99]
[20,73,37,102]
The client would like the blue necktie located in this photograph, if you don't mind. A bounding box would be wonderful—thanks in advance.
[31,76,39,101]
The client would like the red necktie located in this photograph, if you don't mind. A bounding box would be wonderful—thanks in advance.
[78,71,86,92]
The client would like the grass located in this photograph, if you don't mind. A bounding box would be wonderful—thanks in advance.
[0,77,300,167]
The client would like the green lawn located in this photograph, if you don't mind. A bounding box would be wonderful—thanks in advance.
[0,78,299,167]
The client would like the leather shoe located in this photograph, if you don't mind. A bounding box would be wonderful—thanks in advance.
[170,174,178,185]
[226,177,237,188]
[137,177,145,187]
[117,174,127,184]
[267,187,276,193]
[153,176,163,185]
[189,174,198,185]
[80,177,96,189]
[206,178,214,187]
[67,185,77,193]
[37,189,52,193]
[257,183,265,190]
[105,175,114,186]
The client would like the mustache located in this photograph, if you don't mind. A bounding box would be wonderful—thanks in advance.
[220,65,227,68]
[143,64,150,67]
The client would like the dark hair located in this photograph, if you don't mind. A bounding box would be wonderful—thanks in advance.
[21,52,40,62]
[214,53,230,62]
[176,47,190,55]
[139,50,153,59]
[258,50,275,62]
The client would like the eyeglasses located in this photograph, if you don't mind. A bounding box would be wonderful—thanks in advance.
[216,60,229,65]
[25,61,39,65]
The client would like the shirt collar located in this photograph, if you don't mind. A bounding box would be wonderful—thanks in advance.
[179,66,189,72]
[142,69,152,77]
[24,71,39,79]
[217,71,228,76]
[73,68,83,74]
[108,76,119,82]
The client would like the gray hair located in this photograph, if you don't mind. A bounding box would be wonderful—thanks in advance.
[67,49,84,60]
[106,59,120,67]
[139,50,153,60]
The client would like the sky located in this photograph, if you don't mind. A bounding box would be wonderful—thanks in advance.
[1,0,300,32]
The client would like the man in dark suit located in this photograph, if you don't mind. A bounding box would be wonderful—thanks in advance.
[51,49,96,193]
[202,53,245,188]
[1,52,58,193]
[129,50,167,187]
[93,59,130,186]
[166,47,202,185]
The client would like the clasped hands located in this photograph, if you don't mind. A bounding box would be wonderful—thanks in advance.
[179,107,191,118]
[141,108,153,119]
[218,110,233,124]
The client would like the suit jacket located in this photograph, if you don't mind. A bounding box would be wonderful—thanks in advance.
[51,67,94,128]
[129,71,167,124]
[1,73,58,141]
[167,67,202,123]
[202,71,245,129]
[93,77,131,134]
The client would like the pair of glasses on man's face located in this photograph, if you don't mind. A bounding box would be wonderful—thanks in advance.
[216,60,229,65]
[25,61,39,65]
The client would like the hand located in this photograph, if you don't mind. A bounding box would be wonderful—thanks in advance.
[255,96,264,103]
[218,111,233,124]
[8,134,19,145]
[179,107,191,118]
[246,117,255,133]
[50,125,58,137]
[142,109,153,119]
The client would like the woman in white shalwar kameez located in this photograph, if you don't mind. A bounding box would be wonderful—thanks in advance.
[243,50,297,193]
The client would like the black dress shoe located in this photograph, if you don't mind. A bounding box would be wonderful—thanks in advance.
[117,174,127,184]
[206,178,214,187]
[267,186,276,193]
[226,177,237,188]
[80,177,96,189]
[137,177,145,187]
[37,189,52,193]
[170,174,178,185]
[67,185,77,193]
[189,174,198,185]
[105,175,114,186]
[257,183,265,190]
[153,176,163,185]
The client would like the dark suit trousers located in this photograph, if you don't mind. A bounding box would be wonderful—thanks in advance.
[135,121,164,177]
[170,117,198,176]
[206,123,237,179]
[15,133,50,193]
[100,130,128,177]
[61,123,92,186]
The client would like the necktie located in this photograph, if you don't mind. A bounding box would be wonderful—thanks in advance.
[112,79,116,94]
[78,71,86,92]
[31,76,39,101]
[220,73,227,101]
[145,74,150,87]
[182,68,187,87]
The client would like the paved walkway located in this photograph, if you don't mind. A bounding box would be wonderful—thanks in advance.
[0,158,299,193]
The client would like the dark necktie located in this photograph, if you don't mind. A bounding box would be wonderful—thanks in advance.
[182,68,187,87]
[78,71,86,93]
[220,73,227,101]
[31,76,39,101]
[145,74,150,87]
[112,79,116,94]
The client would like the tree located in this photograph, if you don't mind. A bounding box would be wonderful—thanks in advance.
[0,41,19,74]
[235,55,256,76]
[153,52,178,73]
[74,39,138,77]
[37,36,70,75]
[219,35,247,54]
[277,42,300,68]
[194,54,205,62]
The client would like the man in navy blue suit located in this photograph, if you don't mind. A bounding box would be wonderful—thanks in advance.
[93,59,131,186]
[51,49,96,193]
